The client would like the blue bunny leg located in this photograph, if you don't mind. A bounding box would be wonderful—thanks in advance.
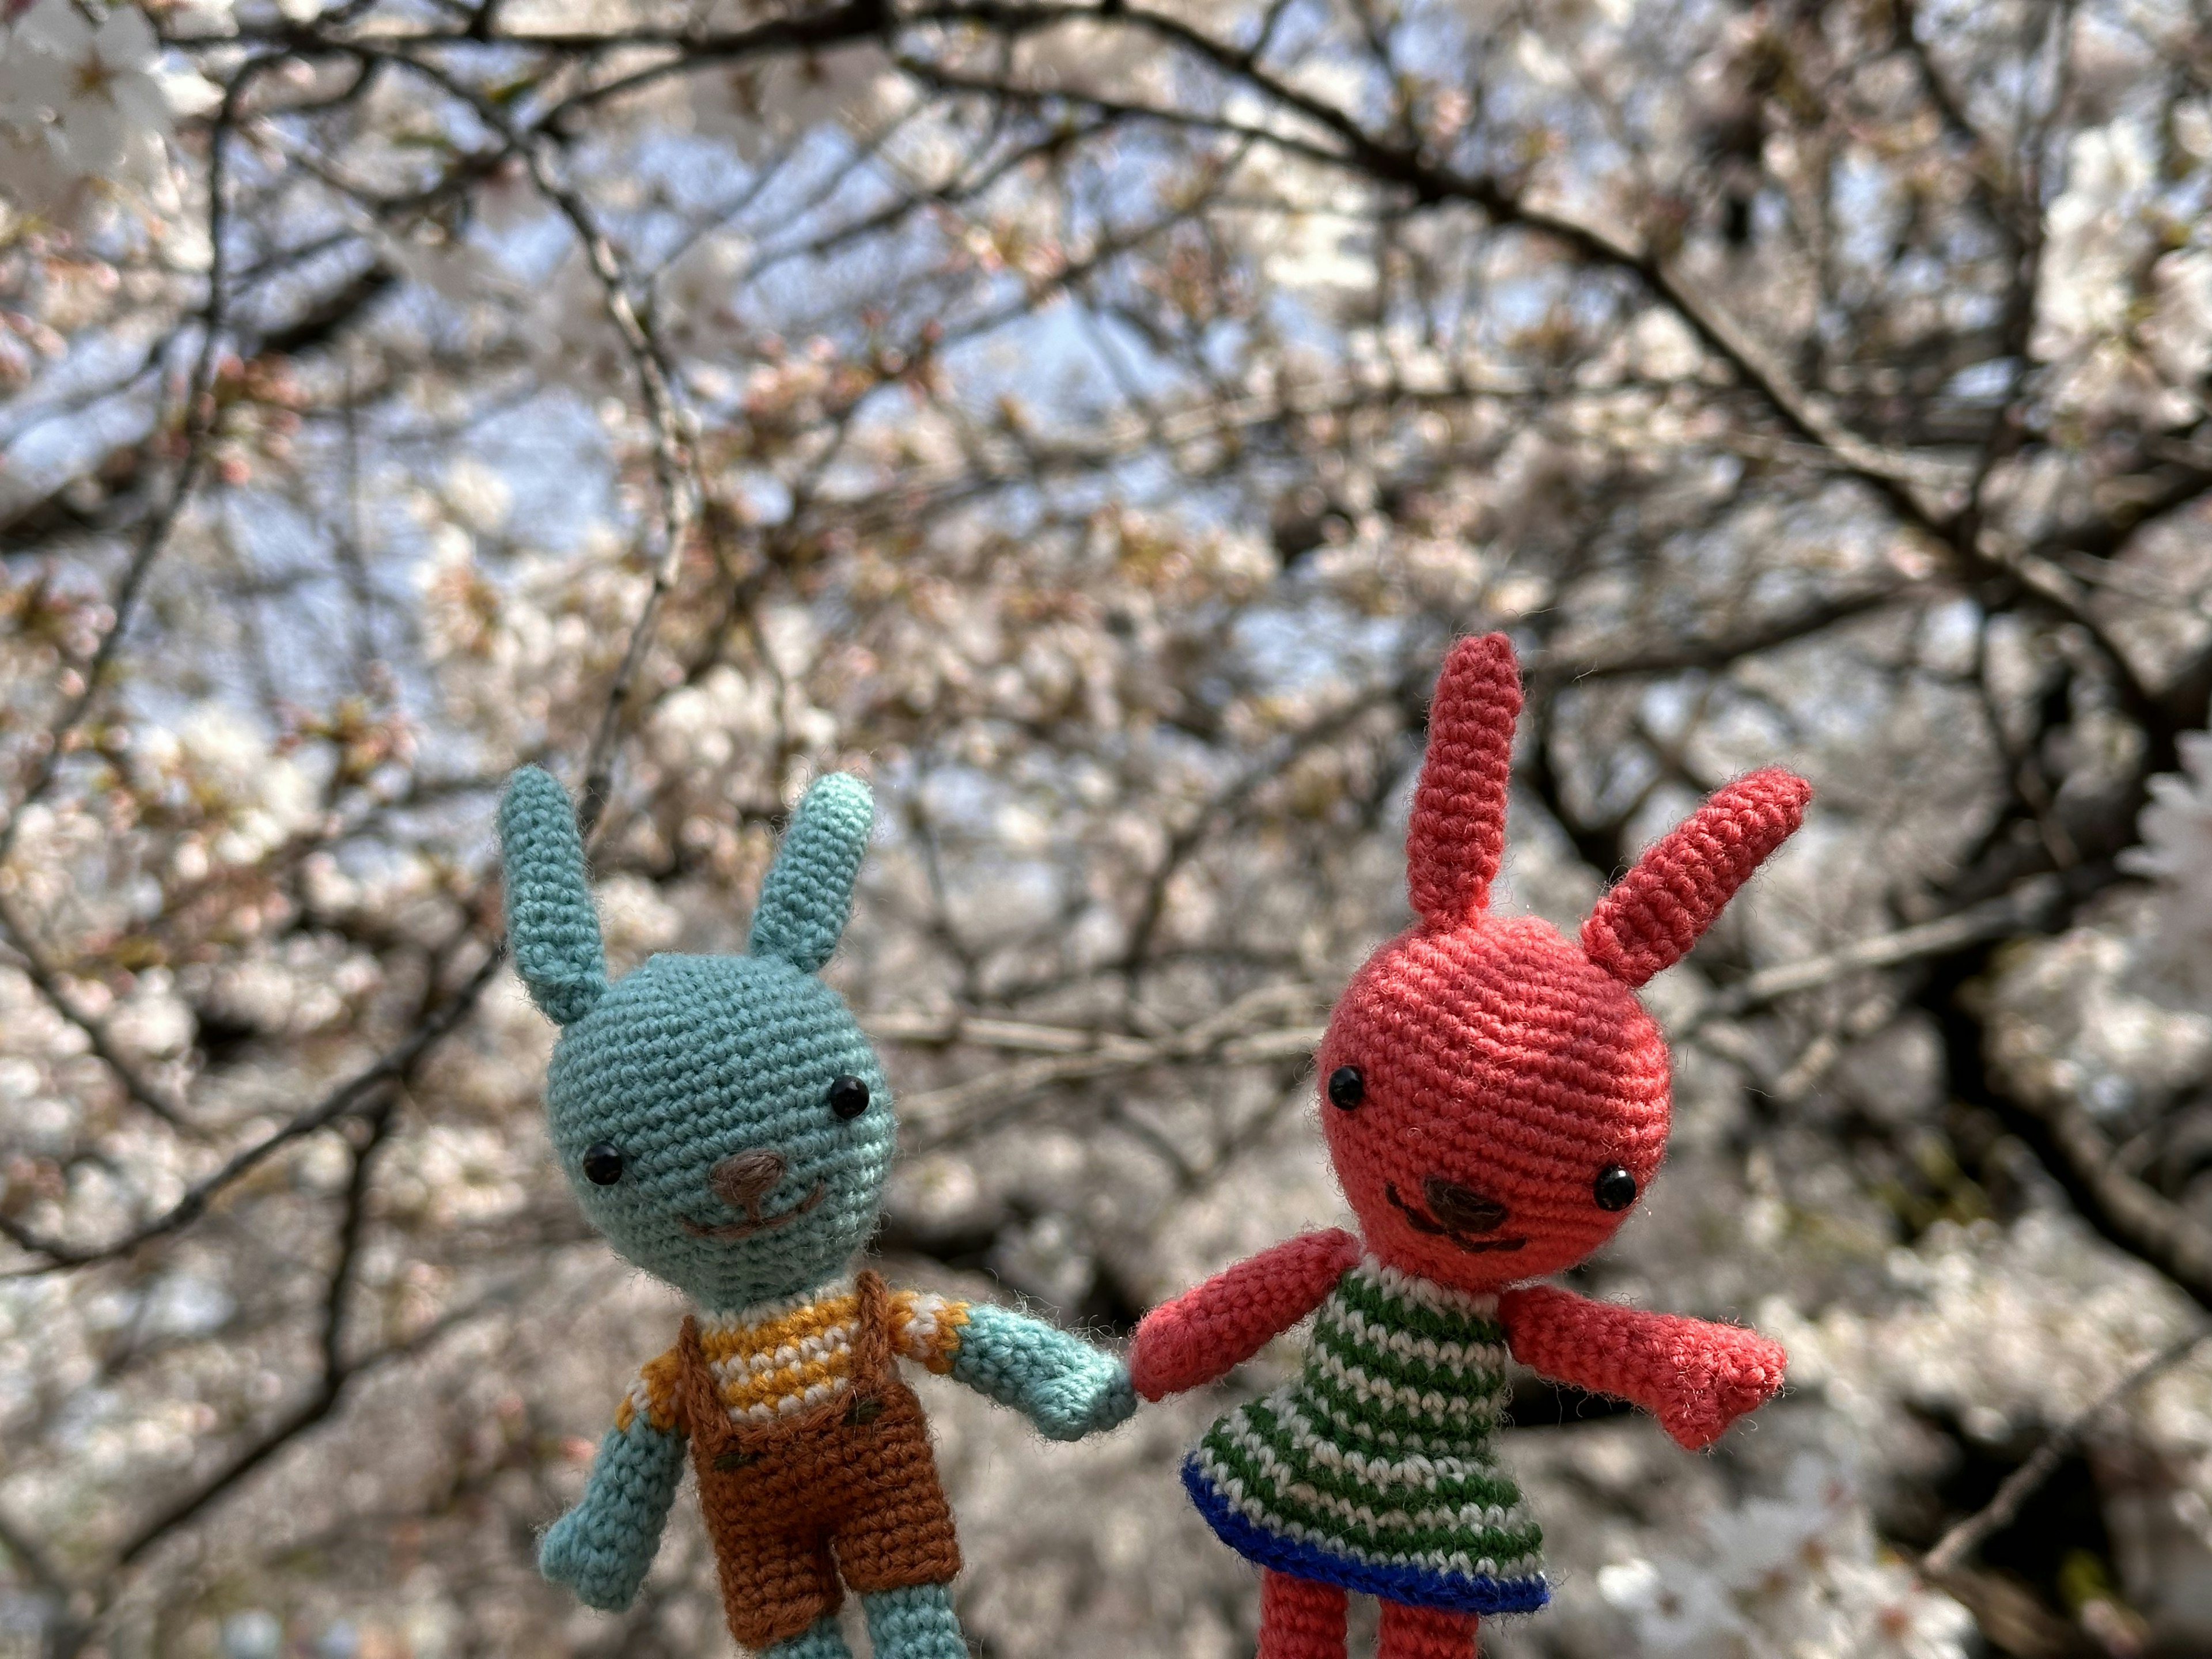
[862,1584,967,1659]
[537,1416,687,1610]
[949,1301,1137,1441]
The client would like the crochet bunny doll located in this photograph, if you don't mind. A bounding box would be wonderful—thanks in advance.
[1128,634,1810,1659]
[498,767,1135,1658]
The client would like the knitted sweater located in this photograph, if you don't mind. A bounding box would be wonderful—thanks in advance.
[1182,1255,1546,1615]
[616,1278,971,1433]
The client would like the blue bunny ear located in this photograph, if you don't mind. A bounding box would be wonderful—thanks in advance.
[748,773,873,973]
[497,766,608,1025]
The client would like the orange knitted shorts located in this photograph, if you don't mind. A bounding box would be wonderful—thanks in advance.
[677,1274,961,1649]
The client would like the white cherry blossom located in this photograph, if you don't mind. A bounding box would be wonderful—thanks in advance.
[1600,1457,1974,1659]
[17,0,173,176]
[0,0,217,198]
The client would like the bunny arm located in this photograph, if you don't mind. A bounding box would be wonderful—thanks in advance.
[1497,1284,1786,1450]
[948,1302,1138,1441]
[1130,1228,1363,1400]
[538,1415,688,1609]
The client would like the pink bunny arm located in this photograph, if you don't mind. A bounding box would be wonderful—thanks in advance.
[1130,1229,1363,1400]
[1497,1284,1786,1450]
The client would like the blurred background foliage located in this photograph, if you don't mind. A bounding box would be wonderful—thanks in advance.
[3,0,2212,1653]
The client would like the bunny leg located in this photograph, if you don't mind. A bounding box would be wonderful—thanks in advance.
[759,1613,853,1659]
[859,1582,967,1659]
[1258,1569,1347,1659]
[1376,1599,1475,1658]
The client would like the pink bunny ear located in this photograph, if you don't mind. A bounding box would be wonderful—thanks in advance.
[1407,633,1522,925]
[1581,767,1812,987]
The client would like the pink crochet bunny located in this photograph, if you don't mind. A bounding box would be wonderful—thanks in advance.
[1131,633,1810,1658]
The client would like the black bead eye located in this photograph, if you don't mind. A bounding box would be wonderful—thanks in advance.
[1327,1065,1365,1111]
[581,1143,624,1185]
[828,1075,871,1120]
[1594,1165,1638,1211]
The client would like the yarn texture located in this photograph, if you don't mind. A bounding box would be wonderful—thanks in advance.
[1183,1255,1546,1615]
[1263,1569,1350,1659]
[1131,634,1808,1657]
[680,1270,961,1649]
[500,767,1135,1655]
[617,1278,969,1431]
[536,1413,687,1611]
[1129,1229,1362,1400]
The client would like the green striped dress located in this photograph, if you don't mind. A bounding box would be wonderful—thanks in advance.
[1181,1254,1547,1614]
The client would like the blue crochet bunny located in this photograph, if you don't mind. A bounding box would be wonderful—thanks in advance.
[499,767,1135,1657]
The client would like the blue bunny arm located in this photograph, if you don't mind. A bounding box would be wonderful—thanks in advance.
[947,1301,1137,1441]
[539,1415,687,1610]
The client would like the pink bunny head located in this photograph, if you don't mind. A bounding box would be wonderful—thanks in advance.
[1317,635,1810,1293]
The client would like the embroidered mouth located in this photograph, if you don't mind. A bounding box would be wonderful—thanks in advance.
[1385,1181,1527,1253]
[681,1181,827,1240]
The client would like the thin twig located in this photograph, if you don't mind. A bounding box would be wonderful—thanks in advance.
[321,1098,397,1382]
[0,62,270,869]
[1,945,502,1273]
[892,986,1327,1149]
[112,1285,518,1569]
[369,49,703,841]
[0,897,188,1126]
[1688,884,2063,1029]
[2029,1092,2212,1312]
[1923,1324,2212,1578]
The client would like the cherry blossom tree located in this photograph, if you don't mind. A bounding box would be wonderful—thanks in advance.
[5,0,2212,1654]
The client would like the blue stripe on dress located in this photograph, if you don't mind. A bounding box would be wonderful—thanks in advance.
[1182,1456,1551,1616]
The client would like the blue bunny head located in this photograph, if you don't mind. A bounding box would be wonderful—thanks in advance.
[498,768,894,1312]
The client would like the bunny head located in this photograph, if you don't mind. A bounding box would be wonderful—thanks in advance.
[1317,635,1810,1293]
[498,768,895,1312]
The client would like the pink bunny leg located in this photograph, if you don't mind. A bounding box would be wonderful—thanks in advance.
[1376,1599,1475,1658]
[1258,1570,1347,1659]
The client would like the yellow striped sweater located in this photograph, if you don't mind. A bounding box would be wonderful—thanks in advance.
[616,1278,971,1433]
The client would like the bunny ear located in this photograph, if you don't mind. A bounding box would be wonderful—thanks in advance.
[1407,633,1524,925]
[748,772,874,972]
[1580,766,1812,987]
[498,766,608,1025]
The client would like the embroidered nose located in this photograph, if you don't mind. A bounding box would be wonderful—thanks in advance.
[1422,1175,1509,1234]
[712,1149,786,1212]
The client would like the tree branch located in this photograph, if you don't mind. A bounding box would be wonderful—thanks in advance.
[0,62,272,868]
[1923,1324,2211,1579]
[1,944,501,1273]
